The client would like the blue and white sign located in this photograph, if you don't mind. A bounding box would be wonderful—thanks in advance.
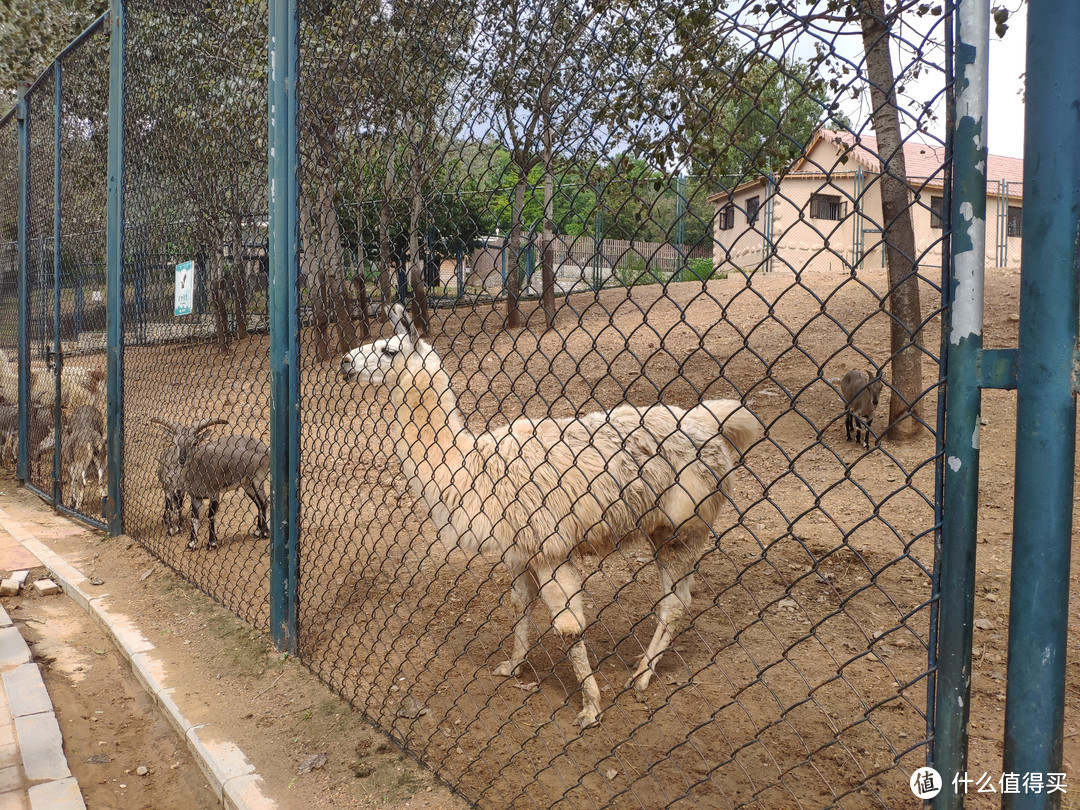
[174,260,194,316]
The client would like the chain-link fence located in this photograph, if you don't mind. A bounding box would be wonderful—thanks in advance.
[119,0,271,630]
[291,1,945,806]
[3,0,1077,808]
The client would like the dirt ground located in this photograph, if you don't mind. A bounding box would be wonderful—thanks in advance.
[11,264,1080,808]
[0,474,470,809]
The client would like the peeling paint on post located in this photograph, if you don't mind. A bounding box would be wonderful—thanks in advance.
[933,1,989,806]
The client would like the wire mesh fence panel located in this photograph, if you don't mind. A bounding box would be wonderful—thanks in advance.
[297,0,945,807]
[0,115,18,470]
[41,22,114,523]
[120,0,272,631]
[23,71,58,498]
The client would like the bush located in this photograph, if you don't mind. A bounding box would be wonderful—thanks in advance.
[615,258,666,287]
[671,258,726,283]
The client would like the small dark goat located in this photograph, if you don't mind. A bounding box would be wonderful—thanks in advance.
[842,369,883,449]
[151,417,269,550]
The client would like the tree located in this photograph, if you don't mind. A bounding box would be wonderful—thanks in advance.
[858,0,924,438]
[0,0,108,109]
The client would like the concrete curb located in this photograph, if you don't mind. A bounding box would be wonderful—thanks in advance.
[0,508,278,810]
[0,587,84,809]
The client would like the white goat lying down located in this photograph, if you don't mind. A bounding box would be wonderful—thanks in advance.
[339,305,762,728]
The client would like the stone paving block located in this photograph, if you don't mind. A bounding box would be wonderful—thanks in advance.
[0,629,30,670]
[0,606,12,629]
[0,583,16,599]
[2,666,51,719]
[28,777,85,810]
[9,574,27,589]
[14,713,70,782]
[30,581,58,598]
[0,787,30,810]
[0,764,23,795]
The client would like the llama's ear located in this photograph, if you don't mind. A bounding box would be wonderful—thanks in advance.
[386,303,409,336]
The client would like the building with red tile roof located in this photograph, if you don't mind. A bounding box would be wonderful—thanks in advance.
[707,128,1022,275]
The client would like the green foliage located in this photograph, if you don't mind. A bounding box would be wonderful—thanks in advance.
[672,258,726,283]
[0,0,108,111]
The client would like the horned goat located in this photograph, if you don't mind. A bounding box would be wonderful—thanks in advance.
[151,417,269,550]
[338,304,762,728]
[841,369,883,449]
[37,404,106,510]
[0,403,53,464]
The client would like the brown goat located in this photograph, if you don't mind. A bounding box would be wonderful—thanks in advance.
[841,369,883,449]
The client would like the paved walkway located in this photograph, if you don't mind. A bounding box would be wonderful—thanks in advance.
[0,536,84,810]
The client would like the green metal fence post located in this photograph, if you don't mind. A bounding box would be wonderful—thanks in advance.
[268,0,299,652]
[1001,1,1080,805]
[933,0,989,805]
[15,82,31,485]
[52,62,63,507]
[104,3,125,534]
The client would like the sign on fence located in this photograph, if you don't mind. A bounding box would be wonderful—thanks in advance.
[174,260,194,316]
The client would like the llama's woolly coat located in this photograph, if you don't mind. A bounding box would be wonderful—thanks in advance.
[389,342,759,572]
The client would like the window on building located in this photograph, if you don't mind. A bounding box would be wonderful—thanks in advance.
[930,196,944,229]
[1007,205,1022,237]
[718,204,735,231]
[746,196,760,225]
[809,193,846,221]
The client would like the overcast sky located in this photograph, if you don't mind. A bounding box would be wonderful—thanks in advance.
[987,3,1026,159]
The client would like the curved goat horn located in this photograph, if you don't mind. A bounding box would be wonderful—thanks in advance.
[150,416,182,431]
[191,418,230,436]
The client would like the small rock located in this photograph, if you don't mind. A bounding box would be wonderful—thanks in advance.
[85,755,111,765]
[0,579,18,597]
[605,768,618,780]
[974,618,994,630]
[297,753,328,774]
[139,567,154,582]
[1008,314,1020,323]
[985,593,997,602]
[397,696,428,719]
[136,765,149,776]
[866,652,879,662]
[89,578,104,587]
[777,598,798,611]
[33,579,60,596]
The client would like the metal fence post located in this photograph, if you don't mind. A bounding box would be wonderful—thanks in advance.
[268,0,299,652]
[52,62,63,507]
[933,0,988,805]
[15,82,31,484]
[105,3,125,534]
[1002,1,1080,805]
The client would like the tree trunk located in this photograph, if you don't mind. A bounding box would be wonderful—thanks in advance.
[859,0,924,440]
[540,126,556,330]
[208,242,231,354]
[354,205,370,342]
[378,153,396,317]
[230,211,249,341]
[300,190,332,360]
[408,149,431,336]
[505,171,526,329]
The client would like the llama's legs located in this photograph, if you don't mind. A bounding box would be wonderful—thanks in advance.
[629,547,696,695]
[537,562,601,728]
[494,568,539,677]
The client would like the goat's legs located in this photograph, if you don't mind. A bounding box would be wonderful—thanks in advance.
[628,546,696,695]
[246,485,269,539]
[494,568,539,677]
[207,499,220,549]
[536,562,601,728]
[188,498,203,550]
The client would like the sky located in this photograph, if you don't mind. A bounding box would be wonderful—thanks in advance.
[986,3,1026,159]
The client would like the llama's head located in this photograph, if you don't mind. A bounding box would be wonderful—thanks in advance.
[339,304,433,389]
